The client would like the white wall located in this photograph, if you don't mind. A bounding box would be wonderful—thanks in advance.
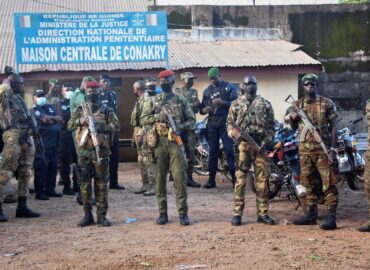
[156,0,340,6]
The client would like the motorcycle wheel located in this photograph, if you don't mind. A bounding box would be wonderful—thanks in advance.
[267,165,284,200]
[246,168,283,200]
[345,157,361,190]
[194,150,209,176]
[218,153,233,183]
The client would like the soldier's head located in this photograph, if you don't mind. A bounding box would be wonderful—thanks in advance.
[133,80,145,98]
[80,76,96,91]
[85,81,102,104]
[99,75,111,91]
[33,89,46,106]
[145,77,157,96]
[62,83,74,100]
[302,73,318,98]
[239,76,257,102]
[158,70,175,93]
[208,67,221,87]
[7,73,24,94]
[48,78,62,96]
[181,72,196,88]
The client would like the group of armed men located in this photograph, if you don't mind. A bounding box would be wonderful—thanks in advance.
[0,66,369,232]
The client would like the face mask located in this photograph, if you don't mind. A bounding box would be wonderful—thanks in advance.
[244,84,257,101]
[160,83,171,93]
[36,97,46,106]
[86,94,100,104]
[65,91,74,100]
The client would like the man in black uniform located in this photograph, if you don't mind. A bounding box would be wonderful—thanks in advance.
[58,84,78,195]
[99,75,124,190]
[31,89,63,200]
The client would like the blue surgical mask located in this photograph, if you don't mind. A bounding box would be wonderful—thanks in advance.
[36,97,46,106]
[65,91,74,100]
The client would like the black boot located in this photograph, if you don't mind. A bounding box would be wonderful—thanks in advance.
[320,207,337,230]
[186,177,201,188]
[231,215,241,226]
[76,193,83,205]
[179,214,190,226]
[35,192,49,201]
[0,203,8,222]
[16,197,40,218]
[203,180,216,189]
[156,213,168,225]
[78,212,95,227]
[293,205,318,225]
[257,214,275,225]
[63,186,75,196]
[358,223,370,232]
[97,216,111,227]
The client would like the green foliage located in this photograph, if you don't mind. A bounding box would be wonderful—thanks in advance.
[339,0,368,4]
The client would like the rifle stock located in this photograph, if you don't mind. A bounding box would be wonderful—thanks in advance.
[162,106,183,146]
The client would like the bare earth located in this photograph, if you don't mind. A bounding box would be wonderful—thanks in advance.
[0,163,369,270]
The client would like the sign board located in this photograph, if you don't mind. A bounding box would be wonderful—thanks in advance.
[14,12,168,65]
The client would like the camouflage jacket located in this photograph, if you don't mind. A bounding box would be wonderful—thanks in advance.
[174,87,200,114]
[227,95,275,146]
[67,102,120,158]
[140,92,196,134]
[130,94,146,128]
[0,83,29,130]
[295,95,336,147]
[70,89,86,114]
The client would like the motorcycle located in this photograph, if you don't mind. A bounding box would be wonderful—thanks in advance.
[337,118,365,190]
[193,116,233,183]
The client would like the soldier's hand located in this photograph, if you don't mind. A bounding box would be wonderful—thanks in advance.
[212,98,225,106]
[79,116,88,125]
[202,107,211,114]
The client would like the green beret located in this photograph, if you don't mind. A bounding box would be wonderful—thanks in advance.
[302,73,318,84]
[48,78,59,84]
[208,67,220,79]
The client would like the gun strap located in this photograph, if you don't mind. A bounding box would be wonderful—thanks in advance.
[315,96,322,137]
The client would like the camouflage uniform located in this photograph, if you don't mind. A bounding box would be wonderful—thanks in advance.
[140,92,195,215]
[0,83,35,203]
[296,95,338,209]
[131,94,156,192]
[227,94,275,217]
[67,102,119,220]
[174,86,200,183]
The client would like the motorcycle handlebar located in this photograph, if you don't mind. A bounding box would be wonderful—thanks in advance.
[350,117,363,125]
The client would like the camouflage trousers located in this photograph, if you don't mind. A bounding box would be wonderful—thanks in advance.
[0,129,35,203]
[79,153,109,218]
[233,142,269,216]
[182,131,196,179]
[365,151,370,220]
[137,146,155,185]
[154,136,188,215]
[300,151,338,208]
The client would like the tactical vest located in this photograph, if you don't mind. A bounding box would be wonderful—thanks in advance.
[0,88,29,130]
[174,87,198,113]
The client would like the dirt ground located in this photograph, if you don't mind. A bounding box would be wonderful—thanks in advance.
[0,163,369,270]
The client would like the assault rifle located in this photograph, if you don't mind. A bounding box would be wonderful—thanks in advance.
[80,102,102,163]
[285,94,333,164]
[162,106,183,146]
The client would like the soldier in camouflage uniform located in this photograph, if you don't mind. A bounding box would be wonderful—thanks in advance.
[46,78,63,112]
[358,99,370,232]
[140,70,195,226]
[174,72,201,188]
[131,79,156,196]
[290,74,339,230]
[68,81,120,227]
[227,76,276,226]
[0,73,40,222]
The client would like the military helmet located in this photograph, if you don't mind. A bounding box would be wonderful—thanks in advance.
[302,73,318,85]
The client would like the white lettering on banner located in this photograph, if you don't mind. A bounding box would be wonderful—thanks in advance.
[21,47,58,62]
[38,29,84,37]
[123,45,166,61]
[60,46,108,62]
[24,36,102,44]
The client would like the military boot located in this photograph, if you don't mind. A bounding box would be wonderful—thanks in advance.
[97,216,111,227]
[143,182,156,196]
[78,212,95,227]
[357,222,370,232]
[0,203,8,222]
[186,174,201,188]
[231,215,241,226]
[76,193,83,205]
[156,213,168,225]
[179,214,190,226]
[63,186,75,196]
[134,183,149,194]
[293,205,318,225]
[203,180,216,189]
[320,207,337,230]
[16,197,40,218]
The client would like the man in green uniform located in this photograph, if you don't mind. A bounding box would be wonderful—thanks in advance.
[68,81,120,227]
[140,70,195,226]
[358,99,370,232]
[227,76,276,226]
[131,79,156,196]
[174,72,201,188]
[290,74,339,230]
[0,73,40,222]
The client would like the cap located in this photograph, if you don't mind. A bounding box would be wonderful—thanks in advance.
[33,89,45,97]
[159,70,175,79]
[302,73,318,84]
[181,72,196,80]
[208,67,220,79]
[145,77,156,86]
[99,75,111,81]
[85,81,102,88]
[48,78,60,84]
[82,76,96,83]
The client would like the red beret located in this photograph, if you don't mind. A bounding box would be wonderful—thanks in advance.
[159,69,175,79]
[85,81,102,88]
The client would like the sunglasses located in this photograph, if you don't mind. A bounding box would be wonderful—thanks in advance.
[303,82,317,87]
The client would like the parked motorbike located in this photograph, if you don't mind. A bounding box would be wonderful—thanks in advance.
[337,117,365,190]
[193,116,233,183]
